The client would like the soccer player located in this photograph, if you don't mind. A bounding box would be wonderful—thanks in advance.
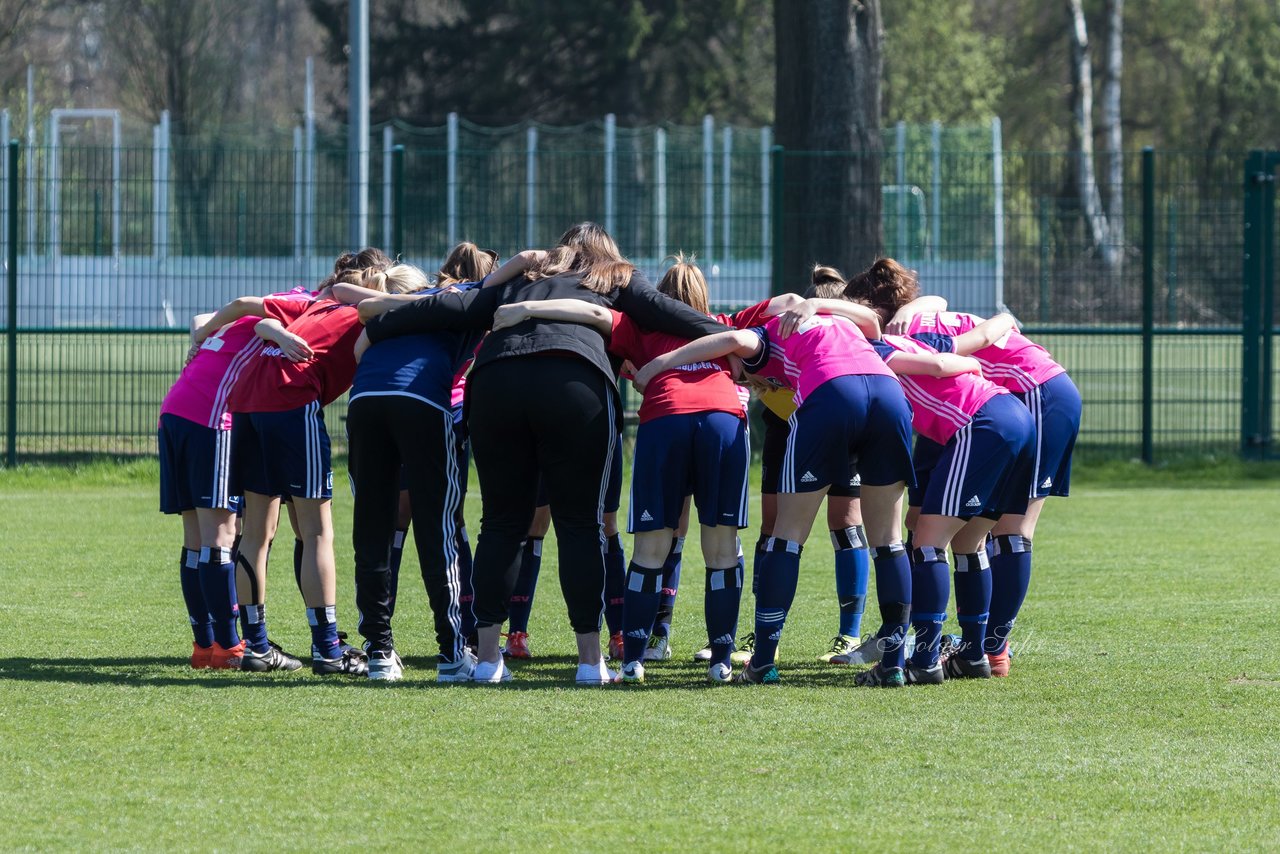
[158,286,313,671]
[633,296,916,686]
[193,249,391,676]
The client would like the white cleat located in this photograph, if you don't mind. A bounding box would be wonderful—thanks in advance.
[642,634,672,661]
[367,650,404,682]
[620,661,645,683]
[692,644,713,662]
[472,658,512,684]
[575,660,619,685]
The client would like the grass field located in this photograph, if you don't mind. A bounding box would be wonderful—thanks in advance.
[1,461,1278,850]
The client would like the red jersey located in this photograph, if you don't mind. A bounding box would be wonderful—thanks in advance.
[718,298,773,330]
[609,311,744,423]
[227,296,364,413]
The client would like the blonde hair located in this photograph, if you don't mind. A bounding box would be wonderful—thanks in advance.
[437,242,498,287]
[656,252,710,314]
[846,257,920,323]
[525,222,635,294]
[320,247,394,290]
[361,263,429,295]
[805,264,848,300]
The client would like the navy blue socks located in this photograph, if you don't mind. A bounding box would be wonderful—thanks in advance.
[197,546,240,649]
[507,536,543,633]
[910,546,950,668]
[751,538,802,669]
[871,543,912,669]
[986,535,1033,655]
[622,561,664,664]
[952,550,992,662]
[180,548,213,648]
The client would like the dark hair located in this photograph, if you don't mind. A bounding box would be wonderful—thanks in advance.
[437,242,498,287]
[845,257,920,323]
[804,264,848,299]
[319,247,394,290]
[525,222,635,294]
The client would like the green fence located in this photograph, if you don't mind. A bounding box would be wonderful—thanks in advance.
[0,117,1275,462]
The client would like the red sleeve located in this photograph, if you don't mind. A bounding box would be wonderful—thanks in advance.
[729,298,773,329]
[607,310,640,362]
[262,295,313,325]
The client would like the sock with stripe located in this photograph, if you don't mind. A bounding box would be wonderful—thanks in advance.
[751,538,802,669]
[622,562,664,664]
[704,557,744,667]
[457,525,476,639]
[180,548,214,648]
[909,546,950,669]
[240,603,270,654]
[952,550,992,662]
[308,605,341,660]
[986,535,1033,656]
[197,546,240,649]
[653,536,684,638]
[387,528,408,617]
[871,543,912,669]
[507,537,542,634]
[832,526,870,637]
[603,533,627,637]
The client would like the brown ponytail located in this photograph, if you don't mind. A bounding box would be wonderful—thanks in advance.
[437,242,498,287]
[318,247,394,291]
[656,252,711,315]
[805,264,849,299]
[845,257,920,322]
[525,222,636,294]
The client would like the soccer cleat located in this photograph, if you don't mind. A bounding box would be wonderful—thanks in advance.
[575,660,619,685]
[606,631,625,662]
[818,634,860,663]
[693,644,712,662]
[942,653,992,680]
[904,661,945,685]
[190,643,213,670]
[208,640,245,670]
[706,662,733,683]
[734,662,780,685]
[853,664,905,688]
[831,631,917,666]
[472,658,512,684]
[368,649,405,682]
[240,642,303,673]
[939,633,963,659]
[988,647,1011,677]
[437,650,477,683]
[729,632,755,665]
[642,634,672,661]
[312,648,369,677]
[502,631,531,660]
[620,661,645,683]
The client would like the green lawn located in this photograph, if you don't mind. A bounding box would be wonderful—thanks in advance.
[0,463,1278,850]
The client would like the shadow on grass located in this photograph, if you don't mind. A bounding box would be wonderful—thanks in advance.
[0,656,874,691]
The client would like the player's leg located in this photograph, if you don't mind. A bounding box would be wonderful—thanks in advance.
[821,485,869,662]
[648,496,690,661]
[504,497,549,659]
[733,406,786,666]
[602,439,628,659]
[159,415,214,666]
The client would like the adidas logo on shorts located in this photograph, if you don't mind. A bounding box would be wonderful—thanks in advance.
[965,495,982,508]
[640,510,654,522]
[1041,477,1053,489]
[800,471,818,483]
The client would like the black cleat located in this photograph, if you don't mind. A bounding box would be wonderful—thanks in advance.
[942,653,992,679]
[312,648,369,676]
[241,642,303,672]
[905,660,946,685]
[853,664,905,688]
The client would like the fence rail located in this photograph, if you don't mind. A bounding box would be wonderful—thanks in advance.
[0,124,1276,462]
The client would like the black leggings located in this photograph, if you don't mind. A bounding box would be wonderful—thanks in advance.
[347,394,466,661]
[467,354,616,634]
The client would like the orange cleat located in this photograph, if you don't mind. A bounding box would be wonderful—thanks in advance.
[190,643,214,670]
[502,631,531,660]
[607,631,624,662]
[988,647,1011,677]
[209,640,245,670]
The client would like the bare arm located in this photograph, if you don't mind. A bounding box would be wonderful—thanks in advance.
[773,298,881,340]
[484,249,547,288]
[950,313,1016,356]
[632,329,761,393]
[885,294,949,335]
[491,299,612,334]
[885,351,982,378]
[331,282,397,306]
[758,293,805,316]
[253,318,315,363]
[192,296,266,345]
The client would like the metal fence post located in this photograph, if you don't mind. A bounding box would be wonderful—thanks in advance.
[770,145,784,296]
[1241,150,1266,459]
[1141,147,1155,464]
[392,144,404,258]
[6,140,18,466]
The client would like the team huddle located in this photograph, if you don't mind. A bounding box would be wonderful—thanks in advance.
[158,221,1082,687]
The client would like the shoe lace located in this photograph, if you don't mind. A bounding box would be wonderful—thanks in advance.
[827,635,848,654]
[646,634,664,649]
[738,631,755,651]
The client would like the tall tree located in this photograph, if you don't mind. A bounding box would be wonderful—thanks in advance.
[1066,0,1118,267]
[774,0,882,286]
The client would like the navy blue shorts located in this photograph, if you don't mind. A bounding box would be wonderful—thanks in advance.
[536,431,623,513]
[760,407,860,497]
[919,393,1036,519]
[780,375,914,493]
[1017,372,1081,499]
[907,436,945,508]
[230,402,332,500]
[158,413,236,514]
[629,412,749,533]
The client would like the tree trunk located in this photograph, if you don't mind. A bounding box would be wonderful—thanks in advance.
[1066,0,1117,267]
[1102,0,1124,252]
[774,0,883,288]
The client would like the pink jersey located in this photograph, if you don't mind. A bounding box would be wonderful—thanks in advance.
[879,334,1008,445]
[745,314,894,407]
[158,288,313,430]
[907,311,1066,393]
